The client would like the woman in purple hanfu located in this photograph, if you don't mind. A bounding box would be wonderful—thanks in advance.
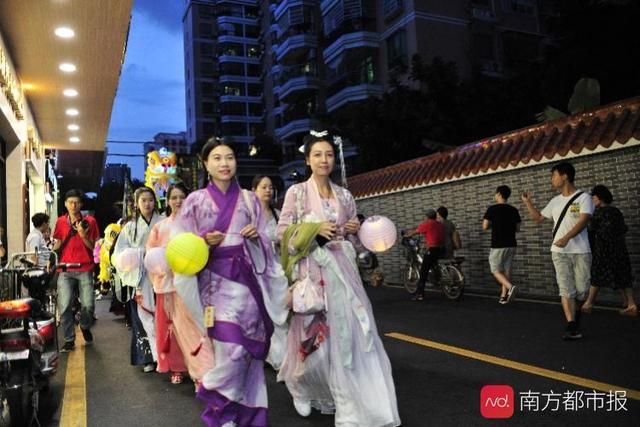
[176,138,289,427]
[276,131,401,427]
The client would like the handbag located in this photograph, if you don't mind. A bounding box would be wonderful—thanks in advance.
[291,258,325,314]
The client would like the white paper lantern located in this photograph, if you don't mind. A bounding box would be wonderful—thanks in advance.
[144,247,170,275]
[358,215,397,253]
[115,248,140,272]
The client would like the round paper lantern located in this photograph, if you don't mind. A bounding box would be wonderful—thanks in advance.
[358,215,397,253]
[165,232,209,275]
[115,248,140,272]
[144,247,170,275]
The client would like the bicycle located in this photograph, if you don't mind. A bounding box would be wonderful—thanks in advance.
[400,234,465,300]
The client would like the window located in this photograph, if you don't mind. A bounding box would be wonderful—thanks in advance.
[504,0,535,15]
[249,123,264,136]
[361,56,375,83]
[247,84,262,97]
[248,103,263,116]
[382,0,402,18]
[247,45,261,58]
[200,61,215,76]
[201,82,217,97]
[219,62,245,76]
[199,23,213,37]
[220,43,244,56]
[245,6,259,19]
[202,122,216,139]
[221,122,247,136]
[386,30,407,68]
[202,102,218,117]
[223,83,244,96]
[247,64,261,77]
[245,25,260,39]
[200,43,213,56]
[220,102,246,115]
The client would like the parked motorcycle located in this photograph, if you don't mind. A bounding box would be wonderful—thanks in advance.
[0,251,78,426]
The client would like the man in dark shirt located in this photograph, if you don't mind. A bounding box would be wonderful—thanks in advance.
[405,209,446,301]
[53,189,100,351]
[483,185,521,304]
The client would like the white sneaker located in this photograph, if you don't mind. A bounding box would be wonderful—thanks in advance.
[293,398,311,417]
[507,285,517,303]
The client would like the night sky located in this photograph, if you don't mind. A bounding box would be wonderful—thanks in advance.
[106,0,185,180]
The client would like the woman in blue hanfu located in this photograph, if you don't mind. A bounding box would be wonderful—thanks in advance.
[175,137,289,427]
[276,130,401,427]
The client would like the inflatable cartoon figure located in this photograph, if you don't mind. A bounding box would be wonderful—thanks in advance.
[98,223,122,283]
[144,147,180,201]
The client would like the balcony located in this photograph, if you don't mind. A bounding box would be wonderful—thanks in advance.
[323,16,377,49]
[275,118,321,140]
[274,32,317,63]
[471,7,497,23]
[326,69,383,112]
[323,30,380,64]
[273,64,320,100]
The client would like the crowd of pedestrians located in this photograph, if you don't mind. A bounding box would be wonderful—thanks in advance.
[13,136,635,425]
[409,160,636,341]
[42,132,401,427]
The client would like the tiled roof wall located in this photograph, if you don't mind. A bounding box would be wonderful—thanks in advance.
[348,97,640,198]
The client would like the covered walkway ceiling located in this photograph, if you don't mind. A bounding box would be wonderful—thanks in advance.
[0,0,133,152]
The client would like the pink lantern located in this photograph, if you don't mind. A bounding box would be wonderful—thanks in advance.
[144,247,170,275]
[358,215,397,253]
[115,248,140,272]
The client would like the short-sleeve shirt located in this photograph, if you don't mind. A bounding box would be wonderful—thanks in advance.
[483,204,521,248]
[541,190,594,253]
[416,219,445,248]
[25,229,50,267]
[52,214,100,272]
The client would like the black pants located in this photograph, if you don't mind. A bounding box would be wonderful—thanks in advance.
[416,247,444,295]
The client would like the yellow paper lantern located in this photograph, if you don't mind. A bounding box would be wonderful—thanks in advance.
[165,232,209,275]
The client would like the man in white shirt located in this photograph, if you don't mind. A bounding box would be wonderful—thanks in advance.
[521,162,594,340]
[25,213,51,269]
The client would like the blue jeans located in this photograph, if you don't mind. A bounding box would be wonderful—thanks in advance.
[58,271,95,343]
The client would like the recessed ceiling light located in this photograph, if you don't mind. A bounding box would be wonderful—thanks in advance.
[59,63,76,73]
[65,108,79,116]
[69,136,80,143]
[63,88,78,97]
[67,124,80,131]
[54,27,75,38]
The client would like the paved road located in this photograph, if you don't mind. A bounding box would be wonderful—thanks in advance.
[42,284,639,426]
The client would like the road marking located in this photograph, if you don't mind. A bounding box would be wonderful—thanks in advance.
[386,332,640,400]
[59,327,87,427]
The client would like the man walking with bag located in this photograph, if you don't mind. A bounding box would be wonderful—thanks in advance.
[521,162,594,340]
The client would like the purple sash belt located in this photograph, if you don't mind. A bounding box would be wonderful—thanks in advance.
[206,244,273,360]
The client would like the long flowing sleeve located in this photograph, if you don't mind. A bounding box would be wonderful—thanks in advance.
[276,184,300,241]
[112,222,144,288]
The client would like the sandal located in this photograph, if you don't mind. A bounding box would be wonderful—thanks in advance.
[171,372,184,384]
[580,305,593,314]
[619,306,638,317]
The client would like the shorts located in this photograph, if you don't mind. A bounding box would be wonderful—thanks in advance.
[489,247,516,274]
[551,252,591,299]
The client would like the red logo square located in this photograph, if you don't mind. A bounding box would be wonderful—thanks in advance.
[480,385,515,419]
